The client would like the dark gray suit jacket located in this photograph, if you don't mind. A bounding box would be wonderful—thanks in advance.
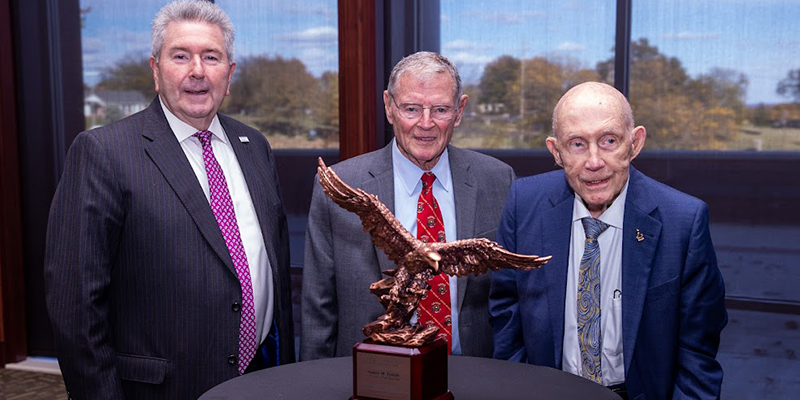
[44,99,295,399]
[300,143,514,360]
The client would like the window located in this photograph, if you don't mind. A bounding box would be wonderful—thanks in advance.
[79,0,339,149]
[216,1,339,149]
[80,1,165,129]
[441,0,616,149]
[631,0,800,151]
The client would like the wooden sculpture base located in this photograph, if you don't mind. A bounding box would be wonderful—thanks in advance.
[350,339,453,400]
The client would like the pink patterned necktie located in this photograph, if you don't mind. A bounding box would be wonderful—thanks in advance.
[194,131,256,375]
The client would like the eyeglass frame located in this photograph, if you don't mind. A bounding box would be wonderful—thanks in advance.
[389,94,459,121]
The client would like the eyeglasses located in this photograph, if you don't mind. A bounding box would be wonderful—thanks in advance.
[390,94,457,121]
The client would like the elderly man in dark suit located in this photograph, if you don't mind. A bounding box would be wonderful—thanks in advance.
[44,1,294,399]
[490,82,727,399]
[301,51,515,360]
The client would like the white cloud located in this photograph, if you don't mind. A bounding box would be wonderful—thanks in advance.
[446,51,494,66]
[275,26,338,44]
[81,29,150,85]
[443,39,489,52]
[299,48,339,76]
[283,4,336,16]
[445,51,495,85]
[555,41,587,52]
[468,10,546,24]
[662,31,720,40]
[441,14,450,23]
[82,37,106,55]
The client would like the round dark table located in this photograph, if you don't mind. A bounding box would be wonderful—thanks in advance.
[199,356,621,400]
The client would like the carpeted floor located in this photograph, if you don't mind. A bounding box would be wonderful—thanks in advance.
[0,368,67,400]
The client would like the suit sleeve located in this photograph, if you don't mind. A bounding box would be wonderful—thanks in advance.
[44,132,125,398]
[299,177,339,361]
[673,203,727,399]
[489,181,528,362]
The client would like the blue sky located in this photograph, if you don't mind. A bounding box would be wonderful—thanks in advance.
[81,0,800,104]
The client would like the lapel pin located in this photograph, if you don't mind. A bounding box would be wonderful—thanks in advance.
[239,136,250,143]
[636,229,644,242]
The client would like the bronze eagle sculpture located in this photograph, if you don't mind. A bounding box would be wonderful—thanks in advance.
[317,157,551,347]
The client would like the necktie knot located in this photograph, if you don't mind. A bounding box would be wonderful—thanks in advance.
[194,130,212,147]
[421,172,437,188]
[581,217,609,241]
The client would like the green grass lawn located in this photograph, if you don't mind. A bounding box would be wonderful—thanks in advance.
[728,125,800,151]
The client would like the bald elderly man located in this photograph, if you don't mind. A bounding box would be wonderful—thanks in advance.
[490,82,727,400]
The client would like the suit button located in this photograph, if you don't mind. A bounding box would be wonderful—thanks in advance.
[232,302,241,312]
[228,354,237,365]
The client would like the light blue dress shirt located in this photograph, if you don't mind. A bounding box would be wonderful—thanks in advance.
[563,178,628,385]
[391,139,461,355]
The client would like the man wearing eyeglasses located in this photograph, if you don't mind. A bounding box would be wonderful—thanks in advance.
[301,51,515,360]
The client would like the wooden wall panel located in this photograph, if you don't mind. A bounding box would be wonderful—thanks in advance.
[337,0,377,160]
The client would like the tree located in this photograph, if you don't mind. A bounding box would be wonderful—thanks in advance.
[751,103,770,127]
[479,56,520,114]
[517,57,565,130]
[777,68,800,103]
[311,71,339,137]
[96,57,155,100]
[80,7,91,29]
[223,56,321,136]
[599,38,747,150]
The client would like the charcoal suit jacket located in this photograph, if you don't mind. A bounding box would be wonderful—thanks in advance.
[44,98,295,399]
[490,167,727,400]
[300,143,514,360]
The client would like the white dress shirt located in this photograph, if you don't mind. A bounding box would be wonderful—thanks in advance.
[391,139,462,355]
[562,178,629,386]
[160,98,274,345]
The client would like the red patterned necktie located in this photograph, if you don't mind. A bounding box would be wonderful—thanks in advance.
[194,131,257,375]
[415,172,452,353]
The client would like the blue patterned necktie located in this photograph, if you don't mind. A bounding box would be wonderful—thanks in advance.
[577,217,609,384]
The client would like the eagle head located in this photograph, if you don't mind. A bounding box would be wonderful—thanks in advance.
[423,248,441,272]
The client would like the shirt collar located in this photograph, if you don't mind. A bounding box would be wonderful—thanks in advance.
[571,173,629,229]
[159,96,226,144]
[391,138,452,196]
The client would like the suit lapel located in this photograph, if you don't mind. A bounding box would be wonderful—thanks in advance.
[221,116,284,285]
[621,167,661,374]
[366,145,396,274]
[141,100,236,275]
[449,147,477,312]
[542,186,574,369]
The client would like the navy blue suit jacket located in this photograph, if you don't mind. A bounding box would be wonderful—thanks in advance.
[44,99,295,399]
[490,167,727,400]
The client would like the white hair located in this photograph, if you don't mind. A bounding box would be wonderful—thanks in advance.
[387,51,462,102]
[151,0,235,64]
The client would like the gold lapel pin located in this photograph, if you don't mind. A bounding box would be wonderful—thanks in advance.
[636,229,644,242]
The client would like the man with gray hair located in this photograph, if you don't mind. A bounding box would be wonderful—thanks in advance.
[490,82,726,399]
[45,1,294,398]
[301,51,514,360]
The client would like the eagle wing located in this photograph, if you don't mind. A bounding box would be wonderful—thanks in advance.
[317,158,417,263]
[433,238,551,277]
